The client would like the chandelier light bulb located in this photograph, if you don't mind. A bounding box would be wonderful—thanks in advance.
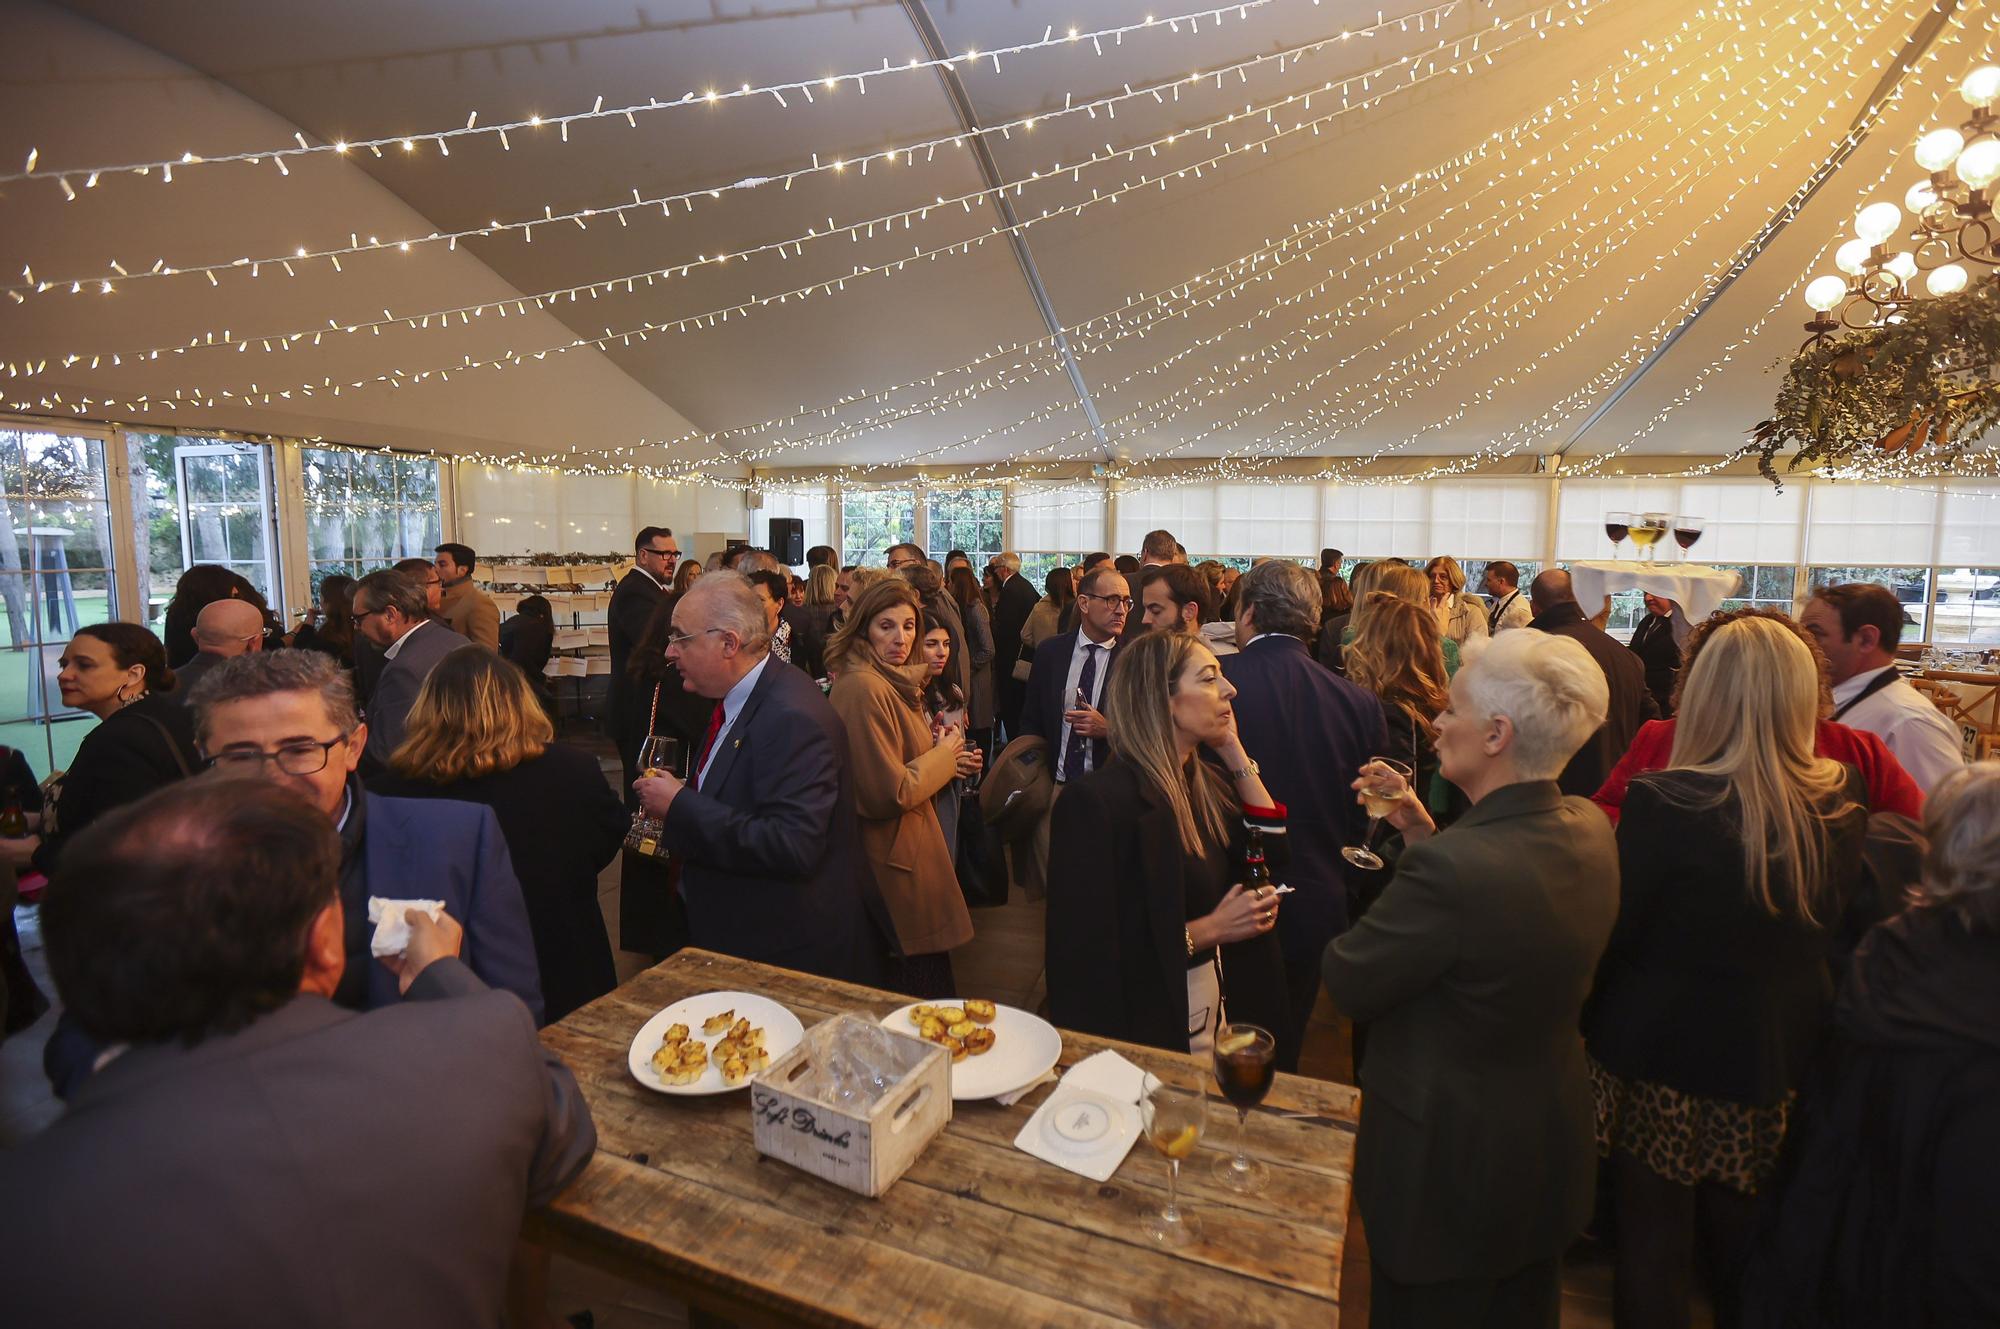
[1885,251,1919,283]
[1961,64,2000,107]
[1926,263,1969,296]
[1854,201,1903,245]
[1914,127,1965,172]
[1804,275,1849,313]
[1904,179,1938,212]
[1955,138,2000,190]
[1834,238,1874,275]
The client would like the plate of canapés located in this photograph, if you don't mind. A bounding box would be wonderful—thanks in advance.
[877,998,1063,1101]
[627,991,806,1096]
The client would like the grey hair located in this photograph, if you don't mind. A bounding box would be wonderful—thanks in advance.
[736,549,783,576]
[186,648,360,743]
[1917,761,2000,930]
[681,571,772,653]
[1235,559,1321,639]
[993,551,1022,574]
[1454,630,1608,780]
[352,569,427,618]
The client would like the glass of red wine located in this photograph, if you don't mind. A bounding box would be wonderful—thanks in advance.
[1211,1023,1276,1192]
[1604,511,1633,557]
[1672,516,1705,559]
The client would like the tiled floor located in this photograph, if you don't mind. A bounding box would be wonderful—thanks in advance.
[0,747,1690,1326]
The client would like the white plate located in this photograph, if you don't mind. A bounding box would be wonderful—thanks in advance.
[878,1000,1064,1101]
[628,991,806,1096]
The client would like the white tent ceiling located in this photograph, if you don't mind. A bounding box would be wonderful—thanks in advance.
[0,0,1991,482]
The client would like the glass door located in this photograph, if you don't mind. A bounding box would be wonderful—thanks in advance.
[173,442,281,612]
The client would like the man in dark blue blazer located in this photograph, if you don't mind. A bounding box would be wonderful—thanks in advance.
[48,649,545,1098]
[1221,560,1387,1071]
[350,568,473,775]
[1020,566,1130,784]
[635,573,884,983]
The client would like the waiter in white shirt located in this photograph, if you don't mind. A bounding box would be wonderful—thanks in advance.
[1801,583,1966,792]
[1482,561,1535,634]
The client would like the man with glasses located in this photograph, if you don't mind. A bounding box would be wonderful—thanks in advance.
[172,598,266,696]
[43,649,543,1099]
[884,542,926,572]
[1021,566,1130,784]
[630,574,882,982]
[354,558,445,709]
[608,527,681,786]
[350,570,472,774]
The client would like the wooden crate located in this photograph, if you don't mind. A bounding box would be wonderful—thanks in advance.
[750,1014,950,1198]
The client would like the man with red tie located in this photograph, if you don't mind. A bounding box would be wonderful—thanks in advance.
[633,573,886,982]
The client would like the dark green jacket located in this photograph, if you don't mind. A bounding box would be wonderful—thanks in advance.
[1322,780,1618,1284]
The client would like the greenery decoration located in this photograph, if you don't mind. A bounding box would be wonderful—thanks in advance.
[1752,278,2000,486]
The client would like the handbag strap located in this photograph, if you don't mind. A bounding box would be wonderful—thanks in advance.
[134,712,195,779]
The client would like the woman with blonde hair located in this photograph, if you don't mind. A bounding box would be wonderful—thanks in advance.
[1045,630,1289,1054]
[369,646,626,1022]
[1344,593,1452,826]
[824,577,981,998]
[1425,555,1490,650]
[1585,616,1869,1328]
[1341,561,1465,678]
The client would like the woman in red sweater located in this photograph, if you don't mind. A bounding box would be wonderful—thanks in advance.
[1593,607,1922,824]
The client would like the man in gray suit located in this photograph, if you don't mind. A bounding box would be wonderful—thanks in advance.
[1323,631,1620,1328]
[0,778,595,1326]
[351,567,471,772]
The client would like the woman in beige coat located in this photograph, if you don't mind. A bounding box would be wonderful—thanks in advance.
[826,577,980,998]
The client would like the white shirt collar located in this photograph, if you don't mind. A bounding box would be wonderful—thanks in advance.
[333,788,353,832]
[383,618,427,660]
[638,564,672,591]
[1244,632,1285,648]
[1832,662,1898,704]
[698,654,772,786]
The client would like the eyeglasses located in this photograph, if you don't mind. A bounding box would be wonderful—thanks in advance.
[205,733,351,776]
[663,626,728,649]
[350,609,384,626]
[1081,592,1135,610]
[641,546,680,561]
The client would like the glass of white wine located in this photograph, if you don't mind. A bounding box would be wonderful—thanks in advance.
[637,734,683,781]
[1140,1078,1208,1247]
[1341,757,1415,871]
[1630,512,1670,562]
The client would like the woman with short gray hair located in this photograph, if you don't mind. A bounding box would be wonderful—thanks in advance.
[1321,630,1617,1324]
[1744,761,2000,1325]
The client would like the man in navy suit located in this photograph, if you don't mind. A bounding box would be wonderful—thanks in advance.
[1021,565,1130,784]
[1222,560,1387,1071]
[634,573,883,983]
[46,649,545,1099]
[350,568,473,774]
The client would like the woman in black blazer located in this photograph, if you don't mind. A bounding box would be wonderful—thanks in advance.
[22,625,197,876]
[369,648,626,1023]
[1586,617,1867,1329]
[1046,630,1287,1055]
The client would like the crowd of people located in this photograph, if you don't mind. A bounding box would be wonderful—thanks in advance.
[0,527,1993,1328]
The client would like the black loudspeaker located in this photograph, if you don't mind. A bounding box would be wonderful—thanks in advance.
[768,517,805,566]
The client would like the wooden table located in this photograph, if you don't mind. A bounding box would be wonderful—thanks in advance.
[532,949,1359,1328]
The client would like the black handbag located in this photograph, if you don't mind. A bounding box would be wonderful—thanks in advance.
[954,786,1010,908]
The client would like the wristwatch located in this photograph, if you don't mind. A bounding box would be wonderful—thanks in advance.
[1227,757,1260,782]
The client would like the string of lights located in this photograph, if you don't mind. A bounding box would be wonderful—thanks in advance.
[5,0,1486,300]
[0,2,1292,191]
[8,0,1608,422]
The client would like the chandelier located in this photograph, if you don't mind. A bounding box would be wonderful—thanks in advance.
[1801,63,2000,339]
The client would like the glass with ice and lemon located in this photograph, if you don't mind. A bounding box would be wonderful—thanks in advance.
[1211,1023,1276,1193]
[1140,1079,1208,1246]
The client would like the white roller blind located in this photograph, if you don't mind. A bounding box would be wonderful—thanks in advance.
[1936,480,2000,565]
[1805,482,1939,565]
[1428,480,1548,557]
[1325,482,1430,557]
[1214,483,1317,557]
[1115,484,1216,557]
[1010,482,1105,552]
[458,464,560,553]
[1554,478,1681,560]
[1678,479,1806,564]
[556,474,633,551]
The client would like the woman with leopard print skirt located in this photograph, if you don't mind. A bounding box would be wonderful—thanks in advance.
[1583,617,1869,1329]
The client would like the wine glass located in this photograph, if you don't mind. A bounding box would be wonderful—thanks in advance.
[1672,516,1705,560]
[1341,757,1414,871]
[1140,1079,1208,1247]
[1211,1024,1276,1193]
[638,734,683,780]
[1604,511,1633,557]
[1630,512,1670,563]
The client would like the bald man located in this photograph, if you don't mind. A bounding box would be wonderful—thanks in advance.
[173,598,266,696]
[1526,569,1656,796]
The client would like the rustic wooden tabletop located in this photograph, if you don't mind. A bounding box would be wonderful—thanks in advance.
[531,948,1359,1327]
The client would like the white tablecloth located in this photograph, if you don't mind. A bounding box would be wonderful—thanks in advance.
[1567,560,1742,621]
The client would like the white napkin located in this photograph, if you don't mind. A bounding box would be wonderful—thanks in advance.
[366,897,444,958]
[1011,1050,1161,1181]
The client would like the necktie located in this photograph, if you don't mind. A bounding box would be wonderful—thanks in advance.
[694,703,725,789]
[1064,643,1102,781]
